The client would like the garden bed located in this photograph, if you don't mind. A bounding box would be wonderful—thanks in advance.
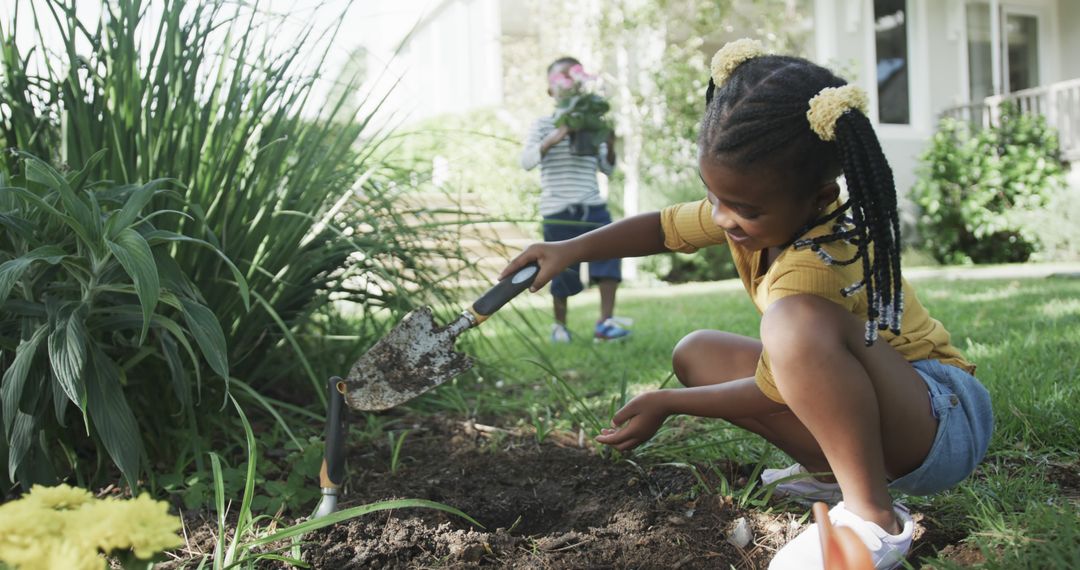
[164,415,975,569]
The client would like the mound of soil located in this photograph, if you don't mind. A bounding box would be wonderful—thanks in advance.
[302,417,787,569]
[165,415,967,568]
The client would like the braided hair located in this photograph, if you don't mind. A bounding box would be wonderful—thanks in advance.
[701,55,903,345]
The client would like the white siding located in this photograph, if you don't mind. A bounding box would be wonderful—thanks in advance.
[1059,0,1080,80]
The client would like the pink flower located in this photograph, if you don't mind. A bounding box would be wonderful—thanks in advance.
[567,64,596,82]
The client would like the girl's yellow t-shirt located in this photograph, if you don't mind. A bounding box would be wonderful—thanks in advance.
[660,199,976,404]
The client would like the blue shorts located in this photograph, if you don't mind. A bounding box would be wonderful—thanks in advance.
[888,359,994,496]
[542,204,621,298]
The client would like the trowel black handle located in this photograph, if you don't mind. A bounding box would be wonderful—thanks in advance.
[470,262,539,321]
[320,376,347,489]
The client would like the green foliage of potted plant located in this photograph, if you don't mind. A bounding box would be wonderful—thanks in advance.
[550,64,613,156]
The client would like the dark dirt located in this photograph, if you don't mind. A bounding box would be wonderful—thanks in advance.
[299,417,790,569]
[164,415,975,569]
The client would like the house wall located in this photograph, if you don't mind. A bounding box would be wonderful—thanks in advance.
[812,0,936,231]
[810,0,1077,231]
[1060,0,1080,80]
[360,0,504,126]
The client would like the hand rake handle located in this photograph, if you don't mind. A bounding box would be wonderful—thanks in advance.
[470,262,539,323]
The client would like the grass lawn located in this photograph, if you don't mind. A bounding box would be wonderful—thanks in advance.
[420,274,1080,568]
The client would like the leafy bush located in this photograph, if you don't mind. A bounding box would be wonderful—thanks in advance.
[912,105,1066,264]
[1,153,240,489]
[641,246,738,284]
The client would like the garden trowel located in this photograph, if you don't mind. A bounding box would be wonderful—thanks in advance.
[313,262,539,518]
[341,261,539,410]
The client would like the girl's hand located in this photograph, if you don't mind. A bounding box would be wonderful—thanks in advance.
[595,391,670,452]
[500,241,578,293]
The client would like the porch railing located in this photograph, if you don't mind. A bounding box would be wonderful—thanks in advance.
[940,78,1080,162]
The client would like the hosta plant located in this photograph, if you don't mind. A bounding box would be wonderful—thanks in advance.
[1,152,246,489]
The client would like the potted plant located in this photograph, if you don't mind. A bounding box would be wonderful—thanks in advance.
[550,64,613,156]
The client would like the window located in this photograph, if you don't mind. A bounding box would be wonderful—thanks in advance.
[1004,13,1039,92]
[966,3,1043,98]
[874,0,909,124]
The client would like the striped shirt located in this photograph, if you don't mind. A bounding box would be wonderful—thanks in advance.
[521,115,614,216]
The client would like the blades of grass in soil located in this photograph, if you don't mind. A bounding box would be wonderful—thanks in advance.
[197,398,482,568]
[388,429,411,474]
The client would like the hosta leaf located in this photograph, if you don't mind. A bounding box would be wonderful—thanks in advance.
[2,325,48,437]
[0,187,91,248]
[0,211,35,241]
[52,378,70,428]
[47,304,88,413]
[143,230,250,310]
[92,307,205,400]
[106,227,159,344]
[85,345,142,489]
[22,153,98,245]
[160,332,191,413]
[0,246,67,306]
[22,152,72,192]
[7,411,35,484]
[108,178,173,239]
[152,250,201,302]
[66,148,108,192]
[179,297,230,381]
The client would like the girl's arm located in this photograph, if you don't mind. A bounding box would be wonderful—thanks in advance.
[500,212,668,292]
[596,378,786,452]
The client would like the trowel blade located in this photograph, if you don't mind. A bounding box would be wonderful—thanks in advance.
[340,306,474,411]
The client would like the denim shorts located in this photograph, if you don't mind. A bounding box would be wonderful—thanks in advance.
[542,204,621,298]
[888,359,994,496]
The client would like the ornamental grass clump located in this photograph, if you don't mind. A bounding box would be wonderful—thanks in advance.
[0,484,182,570]
[1,0,474,489]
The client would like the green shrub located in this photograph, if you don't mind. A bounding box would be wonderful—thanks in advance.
[641,246,738,284]
[912,105,1066,264]
[1,153,239,489]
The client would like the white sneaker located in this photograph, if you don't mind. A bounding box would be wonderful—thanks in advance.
[769,502,913,570]
[550,323,572,343]
[761,463,843,504]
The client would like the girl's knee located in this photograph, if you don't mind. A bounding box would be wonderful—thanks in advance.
[672,330,762,387]
[672,330,713,386]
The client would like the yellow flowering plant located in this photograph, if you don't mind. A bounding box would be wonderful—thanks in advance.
[0,484,183,570]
